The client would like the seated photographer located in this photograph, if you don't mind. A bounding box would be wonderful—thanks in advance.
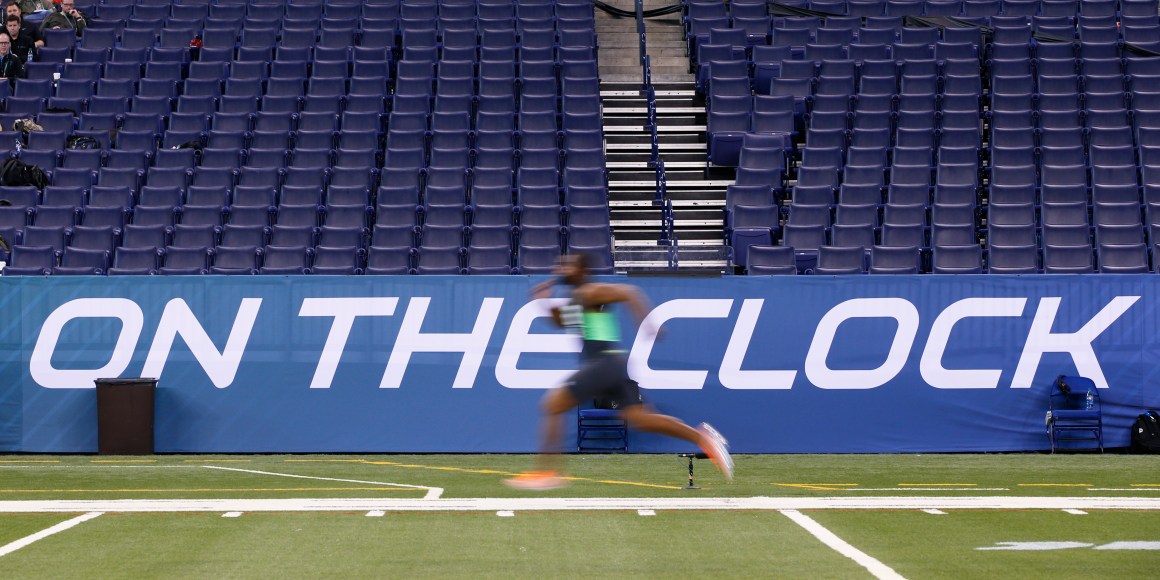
[0,30,23,87]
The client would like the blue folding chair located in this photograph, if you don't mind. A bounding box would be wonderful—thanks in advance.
[577,408,628,453]
[1047,375,1104,453]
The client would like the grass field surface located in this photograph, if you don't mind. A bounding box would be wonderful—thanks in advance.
[0,454,1157,578]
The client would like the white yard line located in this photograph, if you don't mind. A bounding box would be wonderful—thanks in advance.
[1063,509,1088,515]
[201,465,444,499]
[0,512,102,558]
[781,509,907,580]
[1,496,1159,513]
[921,509,947,515]
[1094,541,1160,550]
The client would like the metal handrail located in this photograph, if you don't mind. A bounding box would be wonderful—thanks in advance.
[654,158,667,207]
[635,0,646,66]
[645,84,658,166]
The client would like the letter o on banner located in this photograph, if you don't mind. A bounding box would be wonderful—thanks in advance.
[804,298,920,389]
[30,298,144,389]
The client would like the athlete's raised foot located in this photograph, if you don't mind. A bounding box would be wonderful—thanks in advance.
[502,470,569,491]
[697,423,734,481]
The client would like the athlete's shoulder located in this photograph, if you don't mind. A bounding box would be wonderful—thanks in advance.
[579,282,640,305]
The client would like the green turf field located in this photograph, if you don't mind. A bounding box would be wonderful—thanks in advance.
[1,454,1157,579]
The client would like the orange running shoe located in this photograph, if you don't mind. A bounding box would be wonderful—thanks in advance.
[502,471,569,491]
[697,423,734,481]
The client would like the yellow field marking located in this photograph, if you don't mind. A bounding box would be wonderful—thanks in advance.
[0,460,60,463]
[90,460,158,463]
[1018,483,1093,487]
[183,459,252,463]
[364,460,684,490]
[773,483,858,491]
[365,460,512,476]
[283,459,367,463]
[1132,484,1160,487]
[0,487,415,493]
[898,483,977,487]
[582,479,684,490]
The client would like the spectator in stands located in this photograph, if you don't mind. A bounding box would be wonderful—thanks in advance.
[6,4,42,48]
[40,0,85,37]
[7,15,33,60]
[0,30,23,87]
[17,0,52,16]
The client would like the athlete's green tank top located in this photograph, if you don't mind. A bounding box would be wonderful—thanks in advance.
[559,301,621,359]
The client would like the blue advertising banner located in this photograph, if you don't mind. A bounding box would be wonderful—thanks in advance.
[1,275,1157,453]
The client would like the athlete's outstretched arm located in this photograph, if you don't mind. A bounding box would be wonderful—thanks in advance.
[529,277,557,300]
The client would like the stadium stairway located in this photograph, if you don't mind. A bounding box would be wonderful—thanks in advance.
[597,1,732,271]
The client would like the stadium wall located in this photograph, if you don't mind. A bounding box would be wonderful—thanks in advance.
[1,275,1157,453]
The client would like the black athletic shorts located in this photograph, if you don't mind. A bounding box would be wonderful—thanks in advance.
[563,352,643,409]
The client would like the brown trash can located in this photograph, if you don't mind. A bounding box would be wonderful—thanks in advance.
[95,378,157,455]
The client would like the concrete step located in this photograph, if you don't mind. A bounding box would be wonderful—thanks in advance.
[646,52,692,63]
[599,92,700,103]
[604,128,708,137]
[602,114,702,125]
[601,75,644,83]
[609,179,734,187]
[606,161,706,170]
[639,41,688,49]
[610,183,726,195]
[614,218,727,231]
[603,106,704,115]
[646,73,696,83]
[640,33,682,43]
[600,66,648,76]
[598,39,649,49]
[609,189,724,201]
[606,134,705,145]
[610,199,725,208]
[612,209,719,222]
[606,153,706,164]
[601,82,693,93]
[606,147,706,158]
[617,238,725,247]
[605,140,706,150]
[601,55,653,66]
[613,207,724,221]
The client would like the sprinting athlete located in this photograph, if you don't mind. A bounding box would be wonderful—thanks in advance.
[504,253,733,490]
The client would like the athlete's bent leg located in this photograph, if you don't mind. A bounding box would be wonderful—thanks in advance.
[621,405,734,481]
[537,387,580,471]
[620,404,702,442]
[504,388,579,490]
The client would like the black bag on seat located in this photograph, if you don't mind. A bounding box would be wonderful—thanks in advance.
[1131,410,1160,454]
[0,158,49,190]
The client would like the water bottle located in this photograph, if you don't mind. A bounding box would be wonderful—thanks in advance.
[26,49,32,66]
[1085,387,1094,410]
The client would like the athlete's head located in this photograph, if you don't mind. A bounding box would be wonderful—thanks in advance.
[554,253,590,286]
